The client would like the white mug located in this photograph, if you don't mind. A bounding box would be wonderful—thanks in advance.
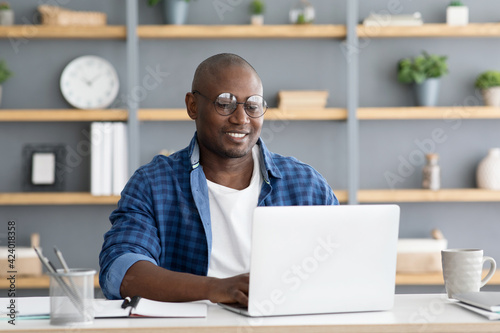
[441,249,496,299]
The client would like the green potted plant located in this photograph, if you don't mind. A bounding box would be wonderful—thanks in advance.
[475,71,500,107]
[0,59,13,107]
[249,0,265,26]
[447,1,468,26]
[397,51,449,107]
[148,0,191,25]
[0,1,14,26]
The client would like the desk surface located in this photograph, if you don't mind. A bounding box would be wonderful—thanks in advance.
[3,294,500,333]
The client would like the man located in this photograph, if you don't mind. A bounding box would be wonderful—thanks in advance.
[99,53,338,306]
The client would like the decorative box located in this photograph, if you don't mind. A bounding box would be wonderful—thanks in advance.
[277,90,329,110]
[38,5,107,26]
[0,234,42,277]
[397,230,447,273]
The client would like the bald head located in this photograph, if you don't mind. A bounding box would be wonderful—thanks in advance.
[191,53,261,92]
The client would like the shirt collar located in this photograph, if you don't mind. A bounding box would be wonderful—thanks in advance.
[187,133,282,181]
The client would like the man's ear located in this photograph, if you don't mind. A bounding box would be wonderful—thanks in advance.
[186,92,198,120]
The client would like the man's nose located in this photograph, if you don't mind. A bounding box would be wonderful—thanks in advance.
[229,103,249,124]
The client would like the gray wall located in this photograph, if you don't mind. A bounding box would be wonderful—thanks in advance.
[0,0,499,285]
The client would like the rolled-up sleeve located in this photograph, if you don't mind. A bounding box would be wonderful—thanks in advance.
[99,168,162,299]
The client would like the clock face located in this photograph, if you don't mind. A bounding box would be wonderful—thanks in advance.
[60,55,119,110]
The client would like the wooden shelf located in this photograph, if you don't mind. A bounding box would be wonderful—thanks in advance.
[358,189,500,203]
[358,106,500,120]
[138,24,346,39]
[334,190,348,203]
[357,23,500,38]
[0,25,126,39]
[0,109,128,122]
[0,275,100,289]
[3,270,499,289]
[138,108,347,121]
[0,193,120,205]
[396,270,500,285]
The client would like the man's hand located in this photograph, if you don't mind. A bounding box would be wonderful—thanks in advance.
[120,261,249,305]
[207,273,249,306]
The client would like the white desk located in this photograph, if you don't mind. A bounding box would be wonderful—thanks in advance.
[2,294,500,332]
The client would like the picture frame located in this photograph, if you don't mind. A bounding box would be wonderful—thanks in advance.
[22,144,66,192]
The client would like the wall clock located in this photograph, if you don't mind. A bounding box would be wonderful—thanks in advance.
[60,55,119,109]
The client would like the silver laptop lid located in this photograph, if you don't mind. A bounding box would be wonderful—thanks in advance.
[247,204,400,317]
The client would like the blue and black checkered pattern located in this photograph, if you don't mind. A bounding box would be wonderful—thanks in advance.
[99,133,338,299]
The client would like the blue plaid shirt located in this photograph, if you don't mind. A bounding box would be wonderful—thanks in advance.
[99,133,338,299]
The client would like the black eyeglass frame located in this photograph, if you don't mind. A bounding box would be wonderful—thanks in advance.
[192,90,268,118]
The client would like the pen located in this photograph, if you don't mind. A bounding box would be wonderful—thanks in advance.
[54,246,70,273]
[33,247,86,317]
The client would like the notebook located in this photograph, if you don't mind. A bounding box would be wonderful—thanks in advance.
[219,204,400,317]
[0,296,206,319]
[455,292,500,313]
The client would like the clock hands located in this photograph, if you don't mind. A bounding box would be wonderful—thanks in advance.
[81,74,103,87]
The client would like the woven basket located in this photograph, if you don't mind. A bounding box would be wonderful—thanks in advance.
[38,5,107,26]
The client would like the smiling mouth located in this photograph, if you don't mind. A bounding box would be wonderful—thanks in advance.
[227,132,246,139]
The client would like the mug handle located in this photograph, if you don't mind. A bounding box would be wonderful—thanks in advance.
[480,256,497,287]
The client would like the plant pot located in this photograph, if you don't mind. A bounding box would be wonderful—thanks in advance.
[250,14,264,26]
[0,9,14,26]
[446,6,468,26]
[481,87,500,107]
[477,148,500,190]
[0,85,2,107]
[163,0,189,25]
[413,78,441,107]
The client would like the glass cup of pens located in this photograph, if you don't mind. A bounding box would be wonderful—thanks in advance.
[49,268,96,325]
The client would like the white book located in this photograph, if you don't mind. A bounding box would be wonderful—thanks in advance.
[101,122,114,196]
[455,292,500,313]
[112,122,129,196]
[90,122,104,196]
[455,302,500,321]
[0,297,207,319]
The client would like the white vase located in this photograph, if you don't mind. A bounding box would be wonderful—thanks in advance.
[446,6,469,26]
[0,9,14,26]
[481,87,500,107]
[250,14,264,25]
[477,148,500,190]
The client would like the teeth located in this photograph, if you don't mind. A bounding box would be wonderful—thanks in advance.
[228,132,245,138]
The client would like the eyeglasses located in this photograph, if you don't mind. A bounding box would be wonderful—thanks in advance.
[192,90,268,118]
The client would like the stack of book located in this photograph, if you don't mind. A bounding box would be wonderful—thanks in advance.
[90,122,128,196]
[454,292,500,320]
[362,12,424,26]
[277,90,329,110]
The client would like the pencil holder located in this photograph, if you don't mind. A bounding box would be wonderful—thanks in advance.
[49,268,96,325]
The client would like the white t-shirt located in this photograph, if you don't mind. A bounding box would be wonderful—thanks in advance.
[206,146,263,278]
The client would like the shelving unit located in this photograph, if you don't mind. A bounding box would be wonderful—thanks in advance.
[3,270,500,289]
[357,23,500,38]
[0,193,119,205]
[0,25,126,39]
[0,109,128,122]
[358,106,500,120]
[2,3,500,290]
[358,189,500,203]
[137,108,348,121]
[137,24,346,39]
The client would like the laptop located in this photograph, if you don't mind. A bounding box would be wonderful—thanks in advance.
[219,204,400,317]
